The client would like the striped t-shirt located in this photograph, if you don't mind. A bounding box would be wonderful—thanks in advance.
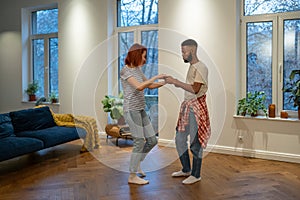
[120,65,145,112]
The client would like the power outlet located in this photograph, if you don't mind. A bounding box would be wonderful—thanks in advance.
[238,135,243,142]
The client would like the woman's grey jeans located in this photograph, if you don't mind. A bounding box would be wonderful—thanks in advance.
[124,109,158,173]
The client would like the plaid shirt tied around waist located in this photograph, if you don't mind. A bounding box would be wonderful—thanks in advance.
[176,95,211,148]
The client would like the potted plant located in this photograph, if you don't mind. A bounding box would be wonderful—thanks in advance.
[283,69,300,119]
[247,91,267,116]
[49,92,58,103]
[237,91,267,117]
[25,81,39,101]
[237,97,248,116]
[101,92,124,125]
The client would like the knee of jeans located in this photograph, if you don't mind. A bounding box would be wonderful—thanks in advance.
[133,138,145,150]
[175,135,185,146]
[147,136,158,147]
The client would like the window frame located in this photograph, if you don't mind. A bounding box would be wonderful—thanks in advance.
[114,0,159,95]
[22,4,58,102]
[240,1,300,118]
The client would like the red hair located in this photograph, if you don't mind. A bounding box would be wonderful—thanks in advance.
[125,43,147,67]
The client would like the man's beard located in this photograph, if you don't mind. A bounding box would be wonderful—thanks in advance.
[183,53,192,63]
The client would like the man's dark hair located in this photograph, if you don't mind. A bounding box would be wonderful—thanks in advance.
[181,39,198,47]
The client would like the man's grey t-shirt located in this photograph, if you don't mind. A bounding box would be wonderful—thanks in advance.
[120,65,145,112]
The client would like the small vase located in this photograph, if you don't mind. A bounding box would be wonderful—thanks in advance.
[268,104,275,118]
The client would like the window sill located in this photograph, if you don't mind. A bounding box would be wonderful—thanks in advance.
[233,115,299,122]
[22,101,60,106]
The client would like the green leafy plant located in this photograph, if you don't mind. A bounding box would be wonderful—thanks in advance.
[237,91,267,116]
[237,97,248,116]
[101,92,124,120]
[49,92,58,103]
[283,69,300,108]
[25,81,39,95]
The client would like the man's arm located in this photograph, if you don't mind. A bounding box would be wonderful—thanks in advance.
[166,77,202,94]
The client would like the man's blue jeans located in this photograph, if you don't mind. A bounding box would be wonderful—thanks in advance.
[124,109,157,173]
[175,110,203,178]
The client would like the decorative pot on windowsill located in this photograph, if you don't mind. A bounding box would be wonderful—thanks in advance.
[28,94,37,101]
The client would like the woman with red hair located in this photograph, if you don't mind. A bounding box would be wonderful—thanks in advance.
[120,43,166,185]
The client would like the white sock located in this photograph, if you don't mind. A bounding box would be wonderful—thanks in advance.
[128,173,149,185]
[137,162,146,177]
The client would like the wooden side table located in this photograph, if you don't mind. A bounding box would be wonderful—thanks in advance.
[105,124,132,146]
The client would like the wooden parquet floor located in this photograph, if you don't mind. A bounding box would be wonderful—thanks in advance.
[0,138,299,200]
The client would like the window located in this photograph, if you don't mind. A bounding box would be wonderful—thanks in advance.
[28,7,58,100]
[116,0,159,130]
[241,0,300,116]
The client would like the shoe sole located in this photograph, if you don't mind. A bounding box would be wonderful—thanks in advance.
[172,173,191,177]
[128,181,149,185]
[137,172,146,177]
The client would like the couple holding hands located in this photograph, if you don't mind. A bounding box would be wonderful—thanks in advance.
[121,39,211,185]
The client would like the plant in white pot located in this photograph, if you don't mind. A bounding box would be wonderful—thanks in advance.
[101,92,125,125]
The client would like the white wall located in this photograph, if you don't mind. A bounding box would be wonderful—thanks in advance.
[0,0,299,163]
[58,0,109,131]
[0,0,57,112]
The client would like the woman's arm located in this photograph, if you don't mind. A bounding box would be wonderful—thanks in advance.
[148,81,166,89]
[127,74,167,91]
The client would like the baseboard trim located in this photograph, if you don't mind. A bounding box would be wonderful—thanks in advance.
[158,138,300,164]
[98,131,107,139]
[158,138,176,148]
[208,145,300,163]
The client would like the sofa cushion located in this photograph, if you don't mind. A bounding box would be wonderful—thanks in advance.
[0,113,14,139]
[0,136,44,162]
[15,126,86,148]
[9,106,56,133]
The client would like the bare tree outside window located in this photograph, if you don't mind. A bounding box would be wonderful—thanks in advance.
[244,0,300,16]
[246,22,273,107]
[117,0,158,27]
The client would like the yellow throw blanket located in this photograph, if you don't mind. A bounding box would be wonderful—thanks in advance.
[35,106,100,152]
[53,113,100,152]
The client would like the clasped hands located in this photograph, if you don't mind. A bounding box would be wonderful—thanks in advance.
[155,74,177,85]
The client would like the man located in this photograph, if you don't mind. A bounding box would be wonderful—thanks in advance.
[165,39,211,184]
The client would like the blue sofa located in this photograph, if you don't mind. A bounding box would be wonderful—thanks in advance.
[0,106,86,162]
